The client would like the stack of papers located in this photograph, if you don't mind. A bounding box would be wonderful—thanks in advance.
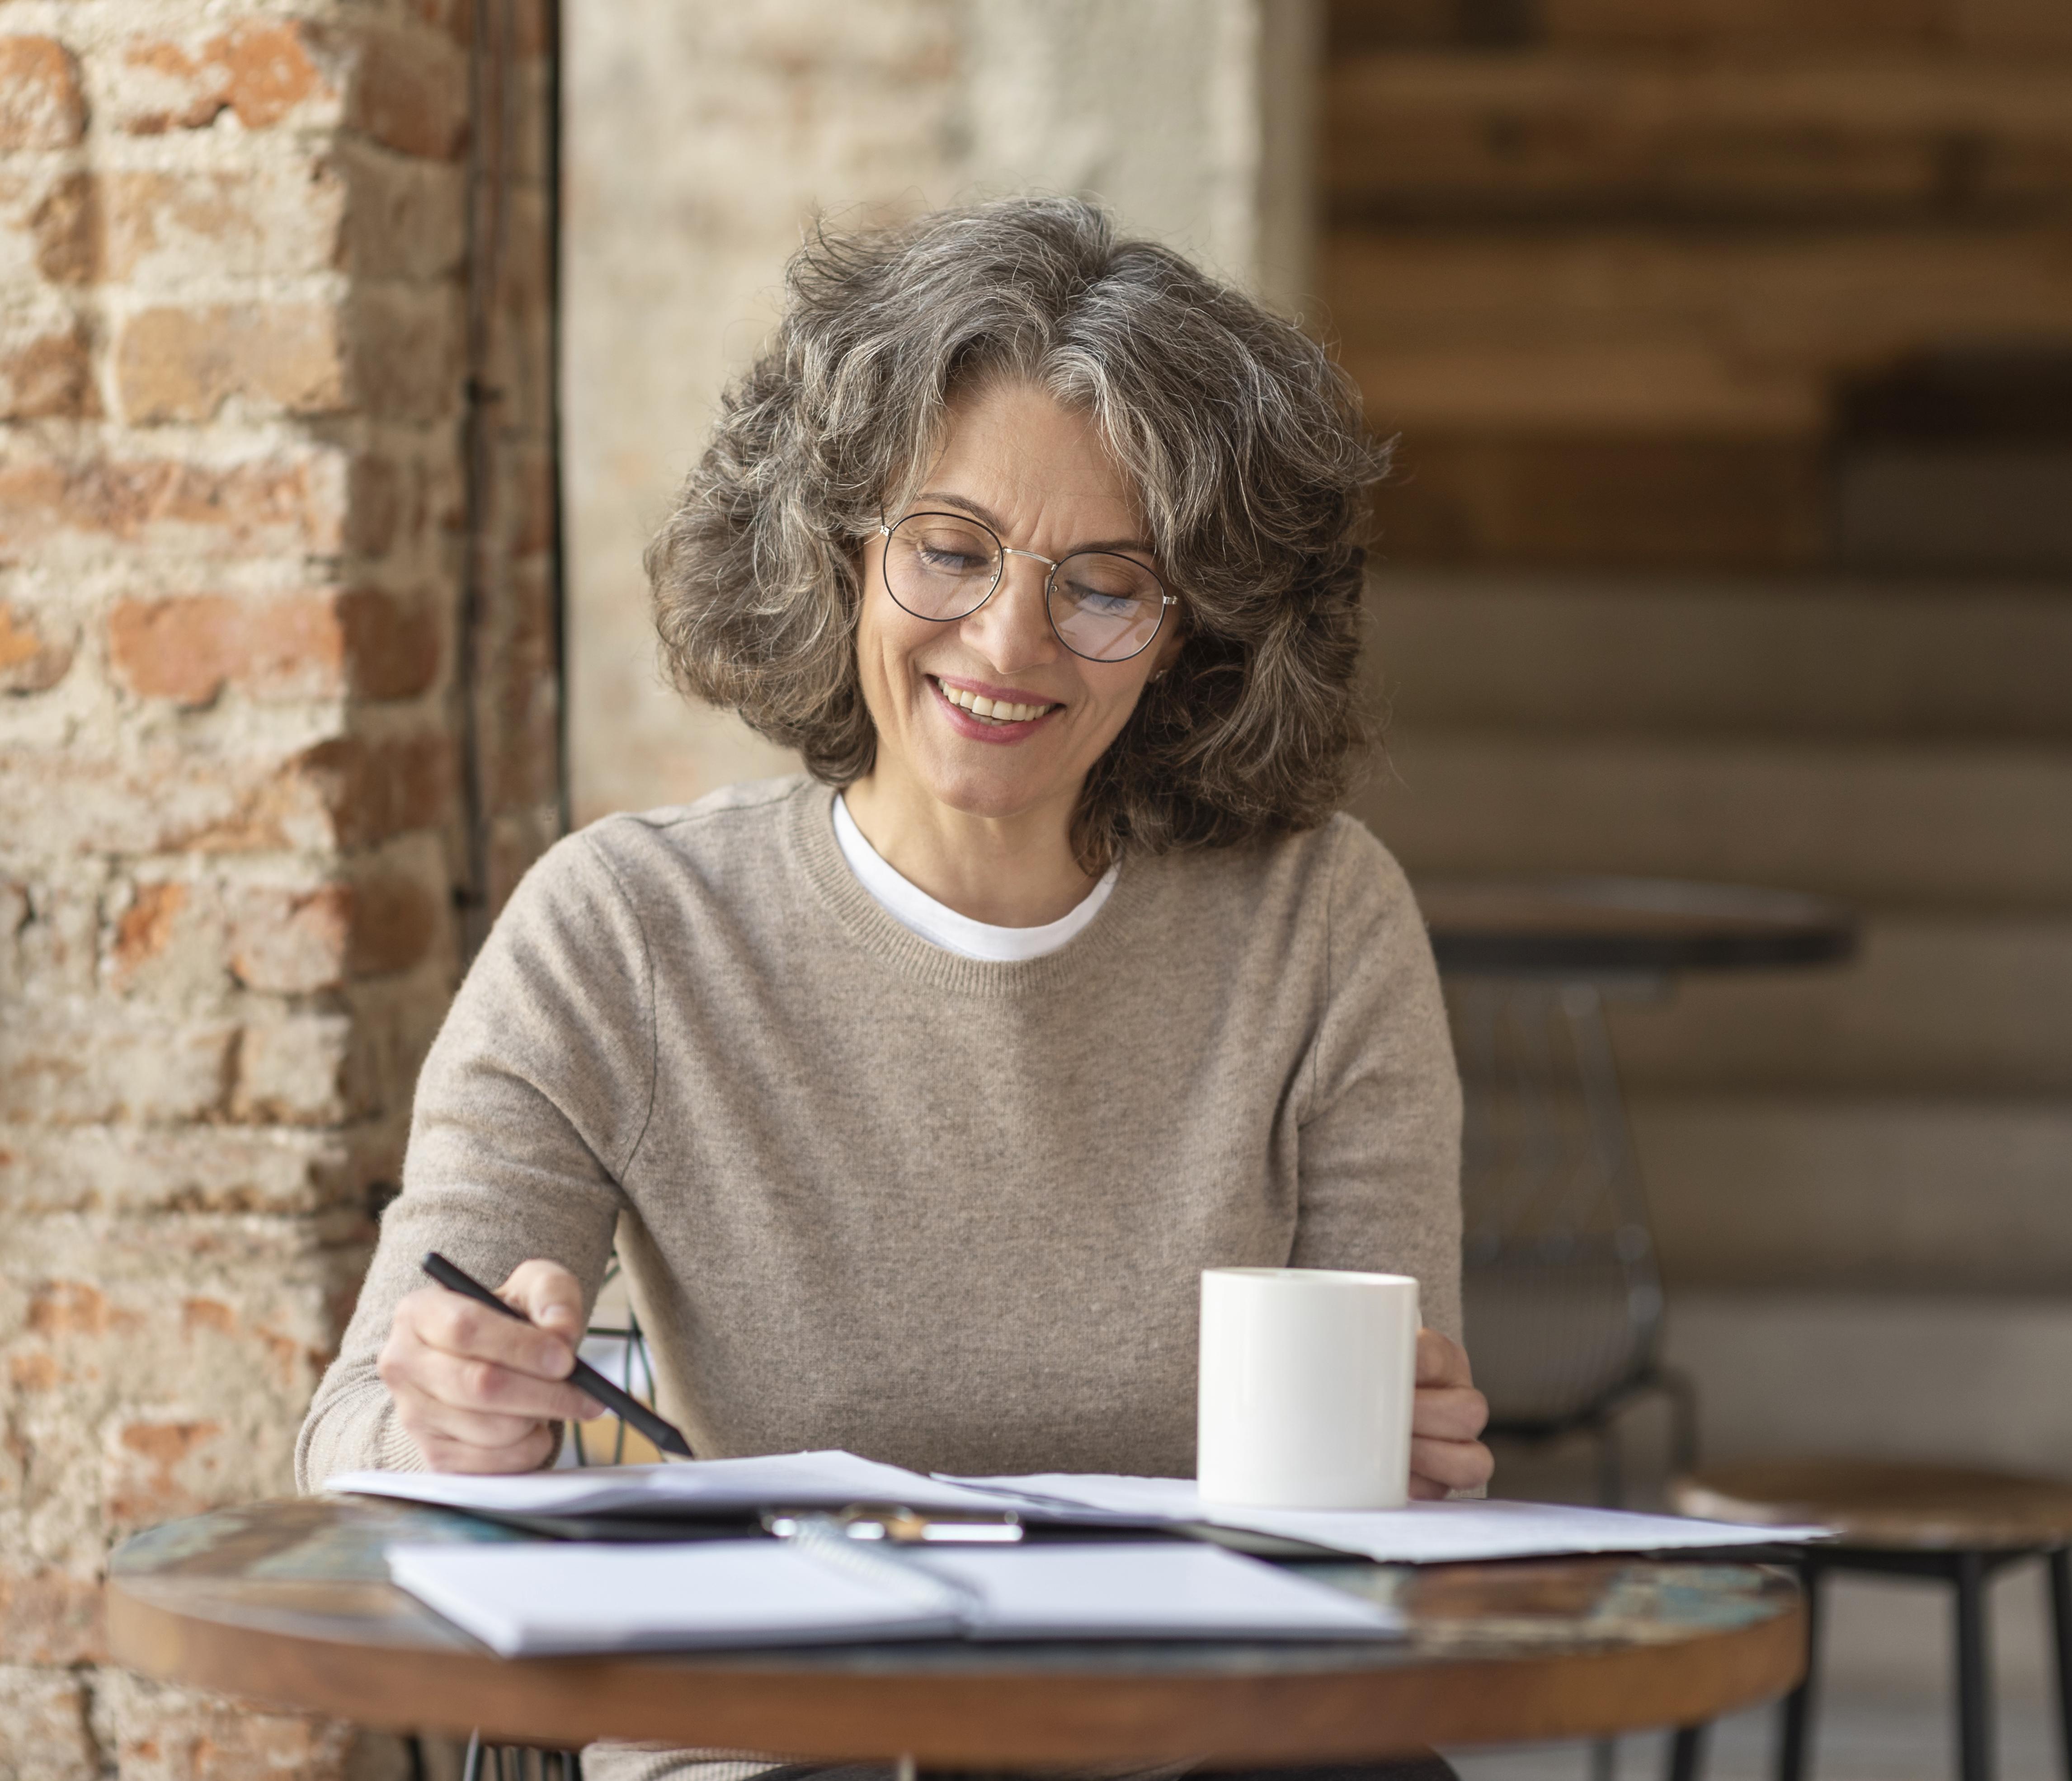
[952,1472,1830,1566]
[384,1537,1403,1656]
[340,1449,1827,1656]
[335,1448,1827,1563]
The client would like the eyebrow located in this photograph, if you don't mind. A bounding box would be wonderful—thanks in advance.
[913,490,1154,559]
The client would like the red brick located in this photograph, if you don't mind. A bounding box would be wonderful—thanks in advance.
[111,882,188,977]
[101,1416,227,1534]
[405,0,476,44]
[347,869,443,977]
[0,38,85,150]
[338,587,440,698]
[181,1297,236,1336]
[115,20,337,136]
[108,594,341,706]
[0,1565,105,1666]
[115,303,346,426]
[25,171,98,287]
[339,151,465,282]
[102,164,346,286]
[10,1351,61,1390]
[226,884,349,993]
[0,318,95,421]
[106,588,437,706]
[231,1011,356,1127]
[0,448,349,558]
[223,868,441,991]
[348,288,459,424]
[350,26,469,159]
[25,1280,120,1337]
[344,455,405,557]
[288,733,456,849]
[0,599,74,693]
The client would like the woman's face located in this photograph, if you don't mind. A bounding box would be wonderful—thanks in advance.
[855,378,1181,828]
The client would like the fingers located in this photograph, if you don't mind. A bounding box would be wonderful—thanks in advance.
[1416,1326,1475,1389]
[402,1343,600,1427]
[407,1419,561,1476]
[502,1258,588,1348]
[379,1265,601,1476]
[1413,1384,1489,1443]
[398,1283,579,1383]
[1410,1335,1494,1499]
[1410,1433,1496,1497]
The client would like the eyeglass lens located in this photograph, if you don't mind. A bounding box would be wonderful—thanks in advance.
[882,513,1167,663]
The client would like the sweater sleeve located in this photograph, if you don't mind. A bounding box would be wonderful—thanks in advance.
[295,830,651,1489]
[1288,817,1465,1347]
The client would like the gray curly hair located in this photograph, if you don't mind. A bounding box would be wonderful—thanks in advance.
[646,195,1387,869]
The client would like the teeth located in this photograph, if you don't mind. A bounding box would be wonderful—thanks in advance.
[938,681,1051,724]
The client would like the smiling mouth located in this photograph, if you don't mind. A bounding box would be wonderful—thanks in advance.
[931,678,1060,726]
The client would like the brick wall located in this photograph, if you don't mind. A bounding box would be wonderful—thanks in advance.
[0,3,558,1773]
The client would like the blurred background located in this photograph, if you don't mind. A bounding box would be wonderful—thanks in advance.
[561,3,2072,1773]
[0,2,2065,1776]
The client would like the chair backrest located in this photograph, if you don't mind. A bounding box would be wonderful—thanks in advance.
[570,1254,661,1466]
[1452,977,1666,1430]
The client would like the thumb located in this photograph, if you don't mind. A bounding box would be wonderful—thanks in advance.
[501,1259,586,1341]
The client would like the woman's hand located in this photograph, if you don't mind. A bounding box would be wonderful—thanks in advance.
[1409,1326,1494,1500]
[377,1259,601,1474]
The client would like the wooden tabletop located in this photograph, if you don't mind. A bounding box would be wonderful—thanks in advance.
[1416,876,1858,977]
[109,1496,1805,1763]
[1672,1460,2072,1553]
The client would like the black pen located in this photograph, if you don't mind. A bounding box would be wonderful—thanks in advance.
[420,1251,694,1459]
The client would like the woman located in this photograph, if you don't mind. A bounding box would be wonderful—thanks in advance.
[298,197,1491,1774]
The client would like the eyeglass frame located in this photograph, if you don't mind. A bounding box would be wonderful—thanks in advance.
[876,511,1179,664]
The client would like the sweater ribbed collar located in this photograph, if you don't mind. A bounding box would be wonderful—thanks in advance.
[786,779,1160,999]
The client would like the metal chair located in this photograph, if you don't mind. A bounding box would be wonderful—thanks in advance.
[569,1254,660,1467]
[1453,977,1699,1507]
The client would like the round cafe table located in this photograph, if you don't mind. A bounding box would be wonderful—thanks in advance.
[109,1495,1804,1764]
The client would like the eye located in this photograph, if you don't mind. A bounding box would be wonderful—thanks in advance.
[918,544,992,573]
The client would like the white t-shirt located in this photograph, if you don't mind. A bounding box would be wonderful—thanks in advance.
[832,794,1119,963]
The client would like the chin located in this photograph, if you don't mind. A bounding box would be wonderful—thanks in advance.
[917,753,1064,823]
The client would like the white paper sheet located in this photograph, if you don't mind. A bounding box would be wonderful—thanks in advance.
[386,1537,1402,1656]
[945,1472,1830,1565]
[330,1449,1029,1520]
[904,1543,1402,1640]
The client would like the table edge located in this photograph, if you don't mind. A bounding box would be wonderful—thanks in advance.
[107,1573,1806,1761]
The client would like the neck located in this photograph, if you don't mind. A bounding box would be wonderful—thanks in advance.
[843,770,1099,927]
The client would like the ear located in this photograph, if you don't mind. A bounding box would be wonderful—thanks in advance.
[1149,607,1187,676]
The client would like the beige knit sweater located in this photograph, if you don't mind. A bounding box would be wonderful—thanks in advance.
[297,776,1462,1491]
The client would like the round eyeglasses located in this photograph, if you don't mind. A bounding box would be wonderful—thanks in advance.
[878,512,1177,664]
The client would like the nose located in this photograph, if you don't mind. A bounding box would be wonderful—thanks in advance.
[957,553,1060,674]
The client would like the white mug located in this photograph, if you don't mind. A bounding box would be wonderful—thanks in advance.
[1197,1267,1420,1511]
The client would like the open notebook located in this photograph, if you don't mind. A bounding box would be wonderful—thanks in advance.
[385,1536,1404,1656]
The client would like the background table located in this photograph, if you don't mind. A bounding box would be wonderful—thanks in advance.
[110,1496,1805,1764]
